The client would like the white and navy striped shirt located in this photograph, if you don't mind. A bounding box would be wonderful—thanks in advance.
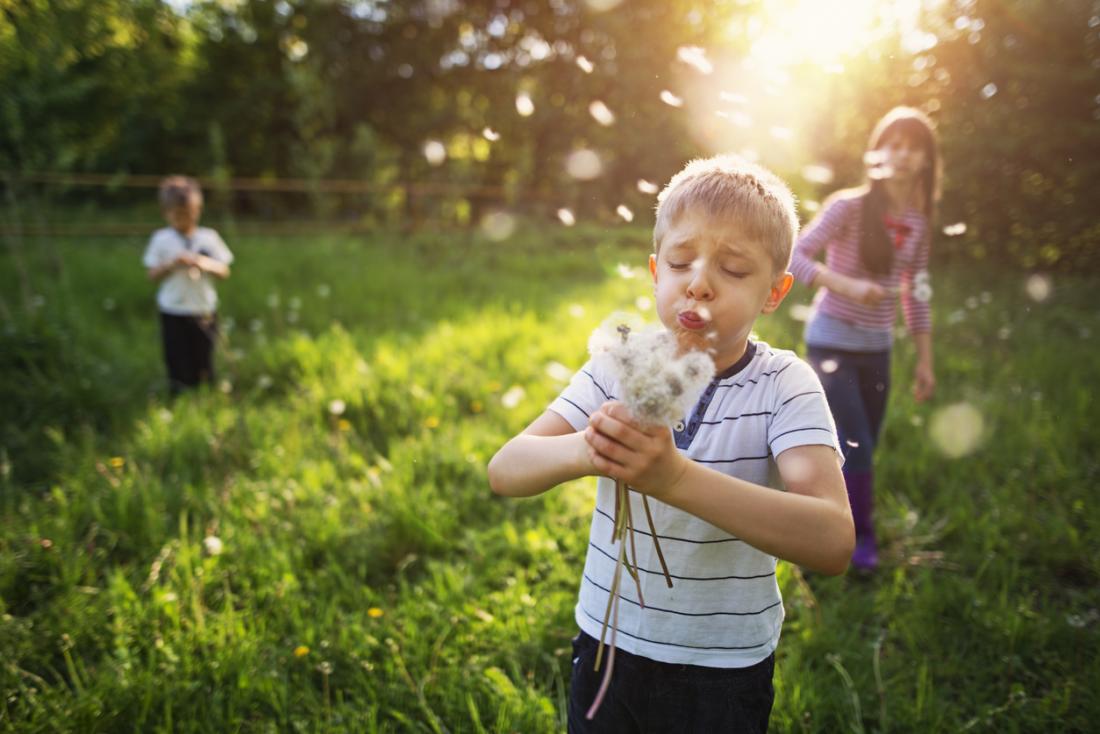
[550,341,840,668]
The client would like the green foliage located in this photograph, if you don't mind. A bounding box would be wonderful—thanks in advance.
[1,228,1098,731]
[8,0,1095,270]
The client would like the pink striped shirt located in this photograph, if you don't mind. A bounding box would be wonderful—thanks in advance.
[790,193,932,335]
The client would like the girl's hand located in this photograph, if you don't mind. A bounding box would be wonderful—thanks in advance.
[913,361,935,402]
[846,277,889,306]
[585,401,688,499]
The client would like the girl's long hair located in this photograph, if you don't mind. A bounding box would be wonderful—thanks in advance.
[859,107,940,274]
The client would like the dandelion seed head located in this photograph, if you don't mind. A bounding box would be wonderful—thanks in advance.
[202,536,224,556]
[588,318,715,427]
[328,399,346,416]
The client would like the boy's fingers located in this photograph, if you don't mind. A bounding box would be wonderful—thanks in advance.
[585,426,630,464]
[591,408,650,445]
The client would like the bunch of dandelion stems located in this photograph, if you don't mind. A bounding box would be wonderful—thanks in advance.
[586,477,673,720]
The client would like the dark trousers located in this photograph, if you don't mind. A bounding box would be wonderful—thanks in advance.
[805,346,891,472]
[567,631,775,733]
[160,312,217,394]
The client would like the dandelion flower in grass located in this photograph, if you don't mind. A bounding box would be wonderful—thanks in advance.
[294,645,310,658]
[423,415,440,429]
[368,607,384,619]
[108,456,125,469]
[202,536,224,556]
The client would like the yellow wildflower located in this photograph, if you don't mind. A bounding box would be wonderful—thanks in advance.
[337,419,352,432]
[423,416,440,429]
[367,607,384,619]
[294,645,310,658]
[108,457,125,469]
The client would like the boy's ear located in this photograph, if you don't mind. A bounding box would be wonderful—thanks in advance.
[761,272,794,314]
[649,253,658,282]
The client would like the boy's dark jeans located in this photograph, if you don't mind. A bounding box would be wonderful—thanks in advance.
[567,631,774,733]
[160,312,217,394]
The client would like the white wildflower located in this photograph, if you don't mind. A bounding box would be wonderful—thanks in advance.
[203,536,224,556]
[588,317,715,428]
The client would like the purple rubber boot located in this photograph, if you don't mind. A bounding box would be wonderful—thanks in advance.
[845,470,878,571]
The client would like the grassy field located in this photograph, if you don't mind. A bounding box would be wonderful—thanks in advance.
[1,225,1098,732]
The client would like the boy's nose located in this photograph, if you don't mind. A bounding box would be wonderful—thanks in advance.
[686,268,714,300]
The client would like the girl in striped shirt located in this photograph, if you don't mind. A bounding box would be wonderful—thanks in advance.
[790,107,941,572]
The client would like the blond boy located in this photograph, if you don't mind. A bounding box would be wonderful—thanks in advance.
[489,156,854,733]
[142,176,233,394]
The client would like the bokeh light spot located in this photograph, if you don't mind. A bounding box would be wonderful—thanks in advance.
[929,403,985,458]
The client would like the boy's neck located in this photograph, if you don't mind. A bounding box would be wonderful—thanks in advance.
[713,338,752,376]
[173,225,197,237]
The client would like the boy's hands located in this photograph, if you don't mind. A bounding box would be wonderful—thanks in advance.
[174,252,200,268]
[585,401,688,498]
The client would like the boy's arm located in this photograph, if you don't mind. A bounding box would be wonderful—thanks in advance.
[488,410,595,498]
[147,253,192,281]
[196,254,230,279]
[586,402,854,575]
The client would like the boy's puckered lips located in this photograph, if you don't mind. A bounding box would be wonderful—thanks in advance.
[677,310,707,330]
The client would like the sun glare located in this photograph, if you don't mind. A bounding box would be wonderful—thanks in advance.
[742,0,924,71]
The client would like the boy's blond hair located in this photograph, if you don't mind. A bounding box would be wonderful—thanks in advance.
[158,175,203,210]
[654,155,799,273]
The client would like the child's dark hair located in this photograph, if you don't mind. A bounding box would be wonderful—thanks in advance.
[859,107,939,274]
[158,176,203,210]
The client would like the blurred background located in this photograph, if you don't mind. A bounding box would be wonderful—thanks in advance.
[3,0,1097,267]
[2,1,1099,731]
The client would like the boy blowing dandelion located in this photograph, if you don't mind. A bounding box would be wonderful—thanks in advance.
[489,155,854,733]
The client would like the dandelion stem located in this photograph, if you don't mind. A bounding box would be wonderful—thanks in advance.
[587,543,624,720]
[623,489,644,608]
[641,494,674,588]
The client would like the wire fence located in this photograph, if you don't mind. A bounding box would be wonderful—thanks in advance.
[1,171,578,238]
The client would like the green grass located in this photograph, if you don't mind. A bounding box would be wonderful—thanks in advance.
[1,225,1098,732]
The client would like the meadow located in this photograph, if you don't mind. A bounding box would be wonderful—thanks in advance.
[1,226,1098,732]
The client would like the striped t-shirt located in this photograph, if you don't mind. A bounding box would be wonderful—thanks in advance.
[549,341,840,668]
[789,194,932,349]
